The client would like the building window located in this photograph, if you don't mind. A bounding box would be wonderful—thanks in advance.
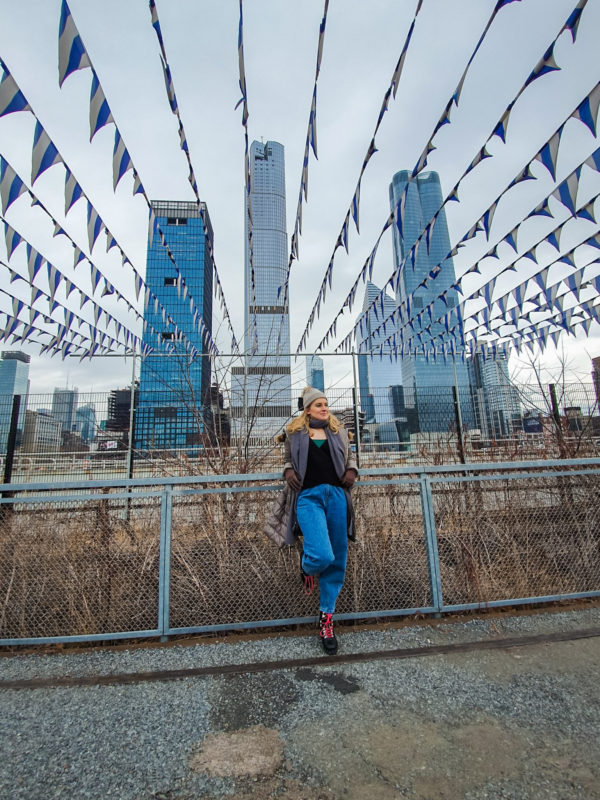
[164,277,177,286]
[167,217,188,226]
[161,332,175,340]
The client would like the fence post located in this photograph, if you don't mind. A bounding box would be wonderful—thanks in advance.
[419,473,443,615]
[158,484,173,641]
[451,386,466,464]
[2,394,21,487]
[1,395,21,526]
[351,350,362,469]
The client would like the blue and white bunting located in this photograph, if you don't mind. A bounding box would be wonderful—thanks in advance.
[89,69,114,140]
[112,131,133,190]
[31,121,63,184]
[0,158,26,214]
[64,167,83,215]
[0,58,31,116]
[58,0,91,87]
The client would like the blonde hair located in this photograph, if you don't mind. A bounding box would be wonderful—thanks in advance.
[287,407,342,436]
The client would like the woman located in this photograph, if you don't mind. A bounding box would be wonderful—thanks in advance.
[282,386,358,655]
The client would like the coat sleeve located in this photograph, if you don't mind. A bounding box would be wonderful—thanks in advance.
[283,433,293,475]
[344,430,358,474]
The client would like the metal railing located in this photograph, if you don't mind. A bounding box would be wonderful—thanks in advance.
[1,457,599,647]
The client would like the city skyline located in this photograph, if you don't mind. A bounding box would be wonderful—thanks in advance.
[0,1,599,395]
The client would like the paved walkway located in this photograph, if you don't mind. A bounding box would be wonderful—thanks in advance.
[1,607,599,799]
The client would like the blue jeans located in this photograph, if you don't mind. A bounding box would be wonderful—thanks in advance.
[296,484,348,614]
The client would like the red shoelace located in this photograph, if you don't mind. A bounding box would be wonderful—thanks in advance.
[320,613,334,639]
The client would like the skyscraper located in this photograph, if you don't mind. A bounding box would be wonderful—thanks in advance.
[0,351,30,451]
[469,351,521,439]
[356,282,403,423]
[231,141,292,443]
[52,387,79,433]
[306,355,325,393]
[389,170,473,432]
[135,200,213,453]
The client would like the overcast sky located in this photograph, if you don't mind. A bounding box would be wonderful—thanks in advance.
[1,0,599,397]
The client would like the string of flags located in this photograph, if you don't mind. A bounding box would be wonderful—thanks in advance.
[236,0,258,353]
[360,187,600,362]
[57,0,219,358]
[0,216,143,353]
[341,107,600,360]
[312,1,595,357]
[147,0,239,353]
[0,263,138,359]
[275,0,330,352]
[295,0,527,355]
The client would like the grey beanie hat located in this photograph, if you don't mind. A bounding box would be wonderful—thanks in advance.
[299,385,327,411]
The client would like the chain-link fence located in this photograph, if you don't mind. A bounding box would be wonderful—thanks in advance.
[1,458,599,646]
[1,350,600,482]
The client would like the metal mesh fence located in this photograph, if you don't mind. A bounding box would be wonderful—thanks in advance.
[432,470,600,608]
[0,491,161,640]
[168,479,432,630]
[1,462,599,645]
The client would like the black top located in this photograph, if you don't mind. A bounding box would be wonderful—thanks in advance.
[302,438,340,491]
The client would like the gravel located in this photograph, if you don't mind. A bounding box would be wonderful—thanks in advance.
[1,606,599,799]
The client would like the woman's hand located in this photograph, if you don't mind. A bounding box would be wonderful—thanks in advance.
[284,468,302,491]
[342,469,357,488]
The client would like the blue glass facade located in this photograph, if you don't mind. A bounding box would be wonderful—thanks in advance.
[357,281,403,423]
[135,201,213,453]
[0,351,30,452]
[389,171,474,432]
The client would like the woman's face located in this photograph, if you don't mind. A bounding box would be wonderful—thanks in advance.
[307,398,329,421]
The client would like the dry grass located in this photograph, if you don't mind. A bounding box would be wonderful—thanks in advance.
[1,473,599,641]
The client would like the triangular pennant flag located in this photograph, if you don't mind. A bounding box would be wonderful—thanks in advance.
[64,167,83,215]
[308,86,318,159]
[535,130,562,180]
[493,107,511,143]
[58,0,91,86]
[86,201,104,251]
[26,244,45,282]
[527,197,553,220]
[31,121,63,184]
[112,130,133,190]
[3,221,23,259]
[0,157,26,214]
[575,84,600,137]
[524,42,561,89]
[556,168,581,214]
[89,69,114,140]
[73,245,86,268]
[0,58,31,116]
[482,199,499,239]
[351,181,361,234]
[564,0,589,42]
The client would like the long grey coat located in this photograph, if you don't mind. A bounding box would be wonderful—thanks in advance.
[264,427,357,548]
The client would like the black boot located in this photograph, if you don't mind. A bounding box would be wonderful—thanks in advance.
[319,612,338,655]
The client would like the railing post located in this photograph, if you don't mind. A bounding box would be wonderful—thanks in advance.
[419,473,443,615]
[158,484,173,641]
[351,350,362,469]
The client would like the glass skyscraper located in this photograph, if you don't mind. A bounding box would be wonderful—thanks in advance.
[135,200,213,453]
[231,140,292,443]
[306,355,325,393]
[0,351,30,452]
[357,281,403,424]
[389,170,473,432]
